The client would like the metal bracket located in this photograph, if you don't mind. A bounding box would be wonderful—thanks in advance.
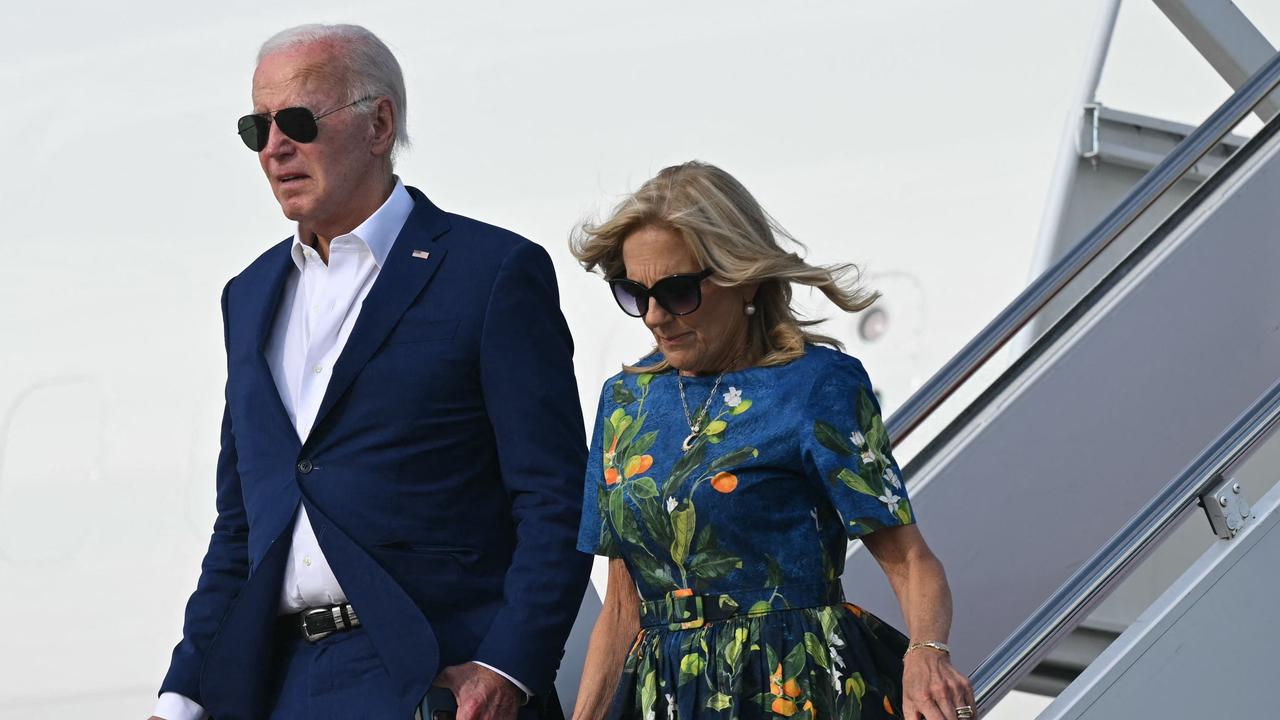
[1080,103,1102,163]
[1200,477,1252,539]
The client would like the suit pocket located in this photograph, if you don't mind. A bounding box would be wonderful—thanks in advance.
[374,541,481,564]
[383,318,458,346]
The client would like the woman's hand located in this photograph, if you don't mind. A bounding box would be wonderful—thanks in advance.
[901,648,975,720]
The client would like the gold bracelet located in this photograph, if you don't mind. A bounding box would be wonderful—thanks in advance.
[904,640,951,657]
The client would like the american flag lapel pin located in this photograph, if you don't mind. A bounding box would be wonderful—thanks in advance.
[411,250,431,260]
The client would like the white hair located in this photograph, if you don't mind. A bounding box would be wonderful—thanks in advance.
[258,24,411,159]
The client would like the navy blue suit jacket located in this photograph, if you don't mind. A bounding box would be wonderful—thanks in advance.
[160,187,591,719]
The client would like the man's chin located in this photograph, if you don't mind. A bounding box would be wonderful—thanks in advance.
[275,197,311,223]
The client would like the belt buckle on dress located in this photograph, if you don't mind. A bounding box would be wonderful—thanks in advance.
[667,588,705,631]
[301,607,335,642]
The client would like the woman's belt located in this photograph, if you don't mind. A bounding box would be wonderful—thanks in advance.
[639,580,845,631]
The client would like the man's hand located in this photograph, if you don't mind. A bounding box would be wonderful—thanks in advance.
[433,663,522,720]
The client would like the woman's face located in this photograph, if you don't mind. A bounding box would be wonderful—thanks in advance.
[620,225,754,375]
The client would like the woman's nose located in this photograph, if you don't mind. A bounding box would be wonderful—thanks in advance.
[643,298,671,328]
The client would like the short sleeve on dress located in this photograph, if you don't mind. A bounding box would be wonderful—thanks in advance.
[577,379,622,557]
[801,355,915,538]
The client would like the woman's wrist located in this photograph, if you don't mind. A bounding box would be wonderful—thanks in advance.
[904,640,951,658]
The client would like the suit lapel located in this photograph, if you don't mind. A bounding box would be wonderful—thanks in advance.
[309,189,451,437]
[236,239,299,440]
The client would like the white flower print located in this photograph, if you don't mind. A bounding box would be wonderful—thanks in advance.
[849,430,866,448]
[723,386,743,408]
[883,467,902,489]
[878,490,901,513]
[860,449,877,466]
[666,497,678,513]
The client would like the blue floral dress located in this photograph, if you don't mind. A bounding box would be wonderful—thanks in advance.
[577,345,916,720]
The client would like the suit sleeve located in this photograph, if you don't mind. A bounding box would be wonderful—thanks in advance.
[158,279,252,702]
[473,240,592,695]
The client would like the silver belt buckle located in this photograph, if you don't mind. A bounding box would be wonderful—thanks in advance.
[301,607,335,643]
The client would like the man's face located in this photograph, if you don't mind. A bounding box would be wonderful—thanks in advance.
[250,44,378,238]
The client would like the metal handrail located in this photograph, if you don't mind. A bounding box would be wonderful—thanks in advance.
[971,378,1280,713]
[885,50,1280,445]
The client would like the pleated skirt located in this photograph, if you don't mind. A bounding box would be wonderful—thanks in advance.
[606,602,908,719]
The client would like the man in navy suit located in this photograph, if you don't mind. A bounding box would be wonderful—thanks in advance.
[150,23,591,720]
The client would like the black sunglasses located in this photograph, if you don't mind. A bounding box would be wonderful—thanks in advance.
[608,269,715,318]
[236,96,375,152]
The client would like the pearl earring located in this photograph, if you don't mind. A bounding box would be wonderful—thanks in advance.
[744,302,756,316]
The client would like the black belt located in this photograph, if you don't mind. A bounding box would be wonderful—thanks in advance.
[283,602,362,642]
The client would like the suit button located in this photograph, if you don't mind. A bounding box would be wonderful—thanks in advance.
[297,459,314,474]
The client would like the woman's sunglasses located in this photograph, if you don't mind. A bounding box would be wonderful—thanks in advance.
[236,96,374,152]
[608,269,714,318]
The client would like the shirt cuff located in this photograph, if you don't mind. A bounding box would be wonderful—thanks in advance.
[471,661,532,704]
[154,692,208,720]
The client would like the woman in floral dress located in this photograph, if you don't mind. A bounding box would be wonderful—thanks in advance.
[569,162,974,720]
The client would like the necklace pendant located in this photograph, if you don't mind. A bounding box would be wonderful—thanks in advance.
[682,432,699,452]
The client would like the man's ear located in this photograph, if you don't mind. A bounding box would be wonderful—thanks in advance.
[370,97,396,156]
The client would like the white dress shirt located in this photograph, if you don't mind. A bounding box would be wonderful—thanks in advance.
[156,180,528,720]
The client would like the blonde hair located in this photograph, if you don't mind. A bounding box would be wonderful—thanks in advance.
[570,161,877,373]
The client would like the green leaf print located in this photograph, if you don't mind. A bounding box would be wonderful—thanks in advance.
[611,380,637,406]
[896,502,914,525]
[848,516,887,534]
[640,668,658,713]
[748,600,773,616]
[679,652,706,677]
[803,632,829,670]
[835,468,880,497]
[814,420,854,456]
[670,501,697,568]
[630,476,658,498]
[724,625,747,666]
[616,412,645,456]
[594,489,616,555]
[858,391,885,446]
[765,554,785,588]
[687,548,742,582]
[703,419,727,436]
[818,606,839,639]
[628,552,675,589]
[636,372,654,388]
[782,641,808,686]
[665,442,707,498]
[730,398,752,415]
[631,430,658,456]
[868,415,888,458]
[706,693,733,711]
[602,418,618,459]
[607,486,631,542]
[638,496,674,551]
[846,672,866,700]
[707,446,759,474]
